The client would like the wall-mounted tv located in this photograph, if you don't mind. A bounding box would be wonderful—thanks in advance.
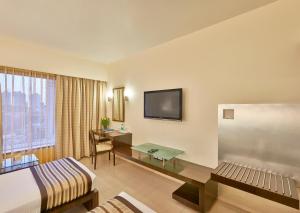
[144,88,182,120]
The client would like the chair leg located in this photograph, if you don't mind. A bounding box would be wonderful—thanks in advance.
[94,154,97,170]
[109,151,111,160]
[91,154,93,164]
[113,153,115,166]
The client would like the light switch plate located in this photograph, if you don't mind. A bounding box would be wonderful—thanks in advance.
[223,109,234,119]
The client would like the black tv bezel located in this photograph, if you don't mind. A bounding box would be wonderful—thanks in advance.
[144,88,183,121]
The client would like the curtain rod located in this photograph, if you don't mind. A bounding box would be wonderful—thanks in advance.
[0,65,107,82]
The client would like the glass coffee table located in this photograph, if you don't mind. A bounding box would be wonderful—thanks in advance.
[131,143,184,168]
[0,154,39,175]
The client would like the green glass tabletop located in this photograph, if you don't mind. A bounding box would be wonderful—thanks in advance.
[131,143,184,161]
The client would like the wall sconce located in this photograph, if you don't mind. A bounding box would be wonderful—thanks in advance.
[107,91,113,102]
[107,88,132,102]
[124,88,132,101]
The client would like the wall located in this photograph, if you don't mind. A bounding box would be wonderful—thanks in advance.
[0,36,107,81]
[107,0,300,169]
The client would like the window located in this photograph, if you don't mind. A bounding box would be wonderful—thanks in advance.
[0,72,55,153]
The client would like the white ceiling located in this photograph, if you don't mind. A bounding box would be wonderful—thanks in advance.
[0,0,276,64]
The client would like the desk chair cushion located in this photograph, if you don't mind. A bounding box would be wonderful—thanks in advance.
[96,142,113,152]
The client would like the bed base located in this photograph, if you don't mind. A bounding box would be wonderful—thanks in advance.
[45,189,99,213]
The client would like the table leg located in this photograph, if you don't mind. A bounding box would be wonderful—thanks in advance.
[163,159,165,168]
[173,158,176,169]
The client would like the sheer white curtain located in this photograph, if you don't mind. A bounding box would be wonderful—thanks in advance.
[0,67,55,162]
[0,85,2,163]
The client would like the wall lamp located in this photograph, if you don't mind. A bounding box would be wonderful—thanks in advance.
[107,91,113,102]
[124,88,132,101]
[107,88,131,102]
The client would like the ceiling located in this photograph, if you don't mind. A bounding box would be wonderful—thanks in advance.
[0,0,277,64]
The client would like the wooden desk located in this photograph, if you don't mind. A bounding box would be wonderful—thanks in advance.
[93,130,132,143]
[93,129,132,155]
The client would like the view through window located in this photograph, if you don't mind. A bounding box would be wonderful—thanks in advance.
[0,73,55,153]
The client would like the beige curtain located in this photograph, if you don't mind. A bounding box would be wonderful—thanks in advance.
[55,75,106,160]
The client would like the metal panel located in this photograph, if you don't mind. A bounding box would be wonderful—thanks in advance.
[218,104,300,186]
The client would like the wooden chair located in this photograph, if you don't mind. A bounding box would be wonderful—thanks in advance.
[89,130,115,169]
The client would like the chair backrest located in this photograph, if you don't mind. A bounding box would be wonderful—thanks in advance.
[89,130,97,156]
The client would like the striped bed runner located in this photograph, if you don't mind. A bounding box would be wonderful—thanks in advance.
[30,157,92,211]
[89,196,142,213]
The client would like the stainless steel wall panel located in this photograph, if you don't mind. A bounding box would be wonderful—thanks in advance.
[218,104,300,186]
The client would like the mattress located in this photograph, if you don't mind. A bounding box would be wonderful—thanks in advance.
[0,157,96,213]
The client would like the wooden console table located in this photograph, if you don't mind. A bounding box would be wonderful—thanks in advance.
[92,130,217,212]
[121,151,217,212]
[111,139,217,212]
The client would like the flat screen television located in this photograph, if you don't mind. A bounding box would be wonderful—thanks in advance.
[144,88,182,120]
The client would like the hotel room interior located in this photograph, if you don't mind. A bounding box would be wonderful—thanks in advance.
[0,0,299,212]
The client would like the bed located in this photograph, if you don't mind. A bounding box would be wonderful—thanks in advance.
[89,192,156,213]
[0,157,97,213]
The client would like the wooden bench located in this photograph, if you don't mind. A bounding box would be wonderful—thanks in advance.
[211,162,299,209]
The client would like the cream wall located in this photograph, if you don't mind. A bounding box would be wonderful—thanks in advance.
[0,36,107,80]
[107,0,300,169]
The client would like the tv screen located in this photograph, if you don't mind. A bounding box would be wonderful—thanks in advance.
[144,88,182,120]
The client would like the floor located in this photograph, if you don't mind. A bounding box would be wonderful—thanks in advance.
[67,154,300,213]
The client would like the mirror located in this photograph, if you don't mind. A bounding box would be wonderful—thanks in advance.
[112,87,125,122]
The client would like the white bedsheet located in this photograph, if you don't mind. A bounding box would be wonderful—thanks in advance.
[0,157,96,213]
[118,192,156,213]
